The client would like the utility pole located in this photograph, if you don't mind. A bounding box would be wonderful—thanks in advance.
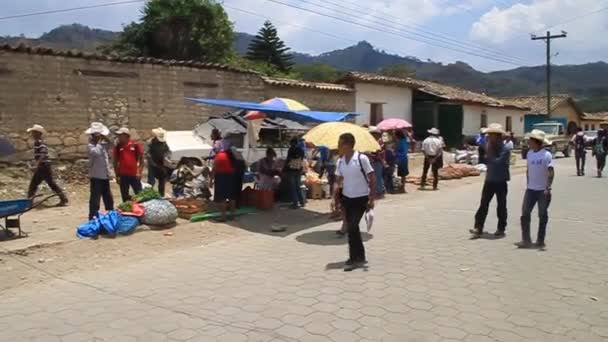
[531,31,567,118]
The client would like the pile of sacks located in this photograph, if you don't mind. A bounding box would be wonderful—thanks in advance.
[77,192,178,239]
[406,164,481,185]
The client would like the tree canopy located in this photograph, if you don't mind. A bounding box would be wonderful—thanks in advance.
[246,21,293,72]
[292,63,343,82]
[100,0,234,62]
[379,64,416,78]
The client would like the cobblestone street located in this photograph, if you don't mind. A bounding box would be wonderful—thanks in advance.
[1,158,607,342]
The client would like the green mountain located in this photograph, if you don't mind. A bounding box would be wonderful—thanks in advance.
[3,25,608,112]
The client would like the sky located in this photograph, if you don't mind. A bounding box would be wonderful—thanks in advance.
[1,0,607,72]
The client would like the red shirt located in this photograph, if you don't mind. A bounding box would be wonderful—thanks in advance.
[214,150,235,174]
[114,140,143,177]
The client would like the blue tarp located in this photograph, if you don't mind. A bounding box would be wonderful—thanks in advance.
[186,98,356,123]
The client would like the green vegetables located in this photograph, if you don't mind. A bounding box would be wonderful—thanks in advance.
[118,202,133,212]
[132,188,161,203]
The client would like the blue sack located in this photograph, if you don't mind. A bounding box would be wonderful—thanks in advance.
[77,219,101,239]
[98,211,120,235]
[117,215,139,235]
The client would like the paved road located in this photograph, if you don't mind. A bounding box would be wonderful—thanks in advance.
[1,158,607,342]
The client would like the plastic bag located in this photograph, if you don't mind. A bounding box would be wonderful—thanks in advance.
[118,202,145,217]
[141,199,178,226]
[365,209,374,232]
[117,215,140,235]
[98,210,120,235]
[77,220,101,239]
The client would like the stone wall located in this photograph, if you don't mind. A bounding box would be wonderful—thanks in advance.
[0,48,265,160]
[264,84,356,113]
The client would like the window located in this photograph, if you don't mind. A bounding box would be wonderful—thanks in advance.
[370,103,384,125]
[480,112,488,128]
[592,124,596,130]
[505,116,512,132]
[585,124,589,131]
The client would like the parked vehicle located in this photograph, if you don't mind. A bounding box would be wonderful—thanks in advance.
[521,122,572,159]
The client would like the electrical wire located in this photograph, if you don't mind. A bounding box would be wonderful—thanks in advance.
[264,0,524,66]
[298,0,531,64]
[533,4,608,34]
[0,0,146,21]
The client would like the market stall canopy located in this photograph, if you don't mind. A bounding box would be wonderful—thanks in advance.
[186,97,357,123]
[303,122,381,152]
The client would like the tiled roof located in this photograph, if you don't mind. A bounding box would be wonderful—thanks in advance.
[261,76,354,92]
[0,44,258,74]
[499,95,575,114]
[582,112,608,121]
[341,72,529,109]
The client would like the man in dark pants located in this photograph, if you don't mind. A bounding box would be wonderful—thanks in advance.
[516,129,554,249]
[284,138,305,209]
[335,133,376,272]
[571,128,586,176]
[470,123,510,238]
[113,128,144,202]
[85,122,114,220]
[26,124,68,206]
[147,128,170,196]
[420,128,444,190]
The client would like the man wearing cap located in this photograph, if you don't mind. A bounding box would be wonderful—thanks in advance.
[113,128,144,202]
[471,124,511,238]
[420,128,444,190]
[26,124,68,206]
[86,122,114,220]
[517,129,554,249]
[570,128,587,176]
[146,128,170,196]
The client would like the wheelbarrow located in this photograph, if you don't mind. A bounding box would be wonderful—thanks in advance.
[0,194,57,238]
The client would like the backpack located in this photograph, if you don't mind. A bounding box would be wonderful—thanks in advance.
[574,135,585,150]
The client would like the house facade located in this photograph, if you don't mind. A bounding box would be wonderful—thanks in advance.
[340,72,529,146]
[580,112,608,131]
[500,95,584,134]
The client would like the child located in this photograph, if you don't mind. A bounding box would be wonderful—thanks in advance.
[516,129,554,249]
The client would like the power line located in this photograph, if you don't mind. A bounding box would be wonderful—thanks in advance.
[533,4,608,34]
[0,0,146,21]
[265,0,524,66]
[300,0,531,64]
[531,31,567,117]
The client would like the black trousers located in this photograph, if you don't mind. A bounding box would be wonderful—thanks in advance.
[474,181,508,232]
[119,175,142,202]
[89,178,114,220]
[27,164,67,201]
[421,156,441,189]
[596,154,607,172]
[150,166,167,197]
[342,195,368,262]
[575,150,586,174]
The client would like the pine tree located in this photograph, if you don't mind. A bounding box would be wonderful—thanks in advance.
[246,21,293,72]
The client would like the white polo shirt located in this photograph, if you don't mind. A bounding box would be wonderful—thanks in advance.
[336,151,374,198]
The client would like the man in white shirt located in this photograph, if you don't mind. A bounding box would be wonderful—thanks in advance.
[335,133,376,271]
[420,128,444,190]
[517,129,554,249]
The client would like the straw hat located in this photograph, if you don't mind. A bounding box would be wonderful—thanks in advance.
[26,124,46,134]
[483,123,506,135]
[85,122,110,136]
[152,127,167,142]
[427,127,440,135]
[116,127,131,135]
[368,126,380,134]
[576,131,584,137]
[529,129,549,144]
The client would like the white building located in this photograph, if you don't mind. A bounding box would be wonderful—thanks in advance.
[340,72,529,146]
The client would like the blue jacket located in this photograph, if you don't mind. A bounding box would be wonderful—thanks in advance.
[485,143,511,183]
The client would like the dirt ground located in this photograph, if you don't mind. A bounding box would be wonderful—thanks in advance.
[0,158,525,293]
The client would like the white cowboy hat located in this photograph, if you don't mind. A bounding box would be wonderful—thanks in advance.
[427,127,440,135]
[368,126,380,134]
[115,127,131,135]
[152,127,167,142]
[85,122,110,136]
[484,123,506,135]
[529,129,549,144]
[576,131,584,136]
[26,124,46,134]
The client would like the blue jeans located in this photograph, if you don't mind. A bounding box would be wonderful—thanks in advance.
[286,171,304,206]
[520,189,551,243]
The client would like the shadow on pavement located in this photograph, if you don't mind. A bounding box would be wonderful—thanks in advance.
[225,206,333,237]
[296,230,373,246]
[469,232,506,240]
